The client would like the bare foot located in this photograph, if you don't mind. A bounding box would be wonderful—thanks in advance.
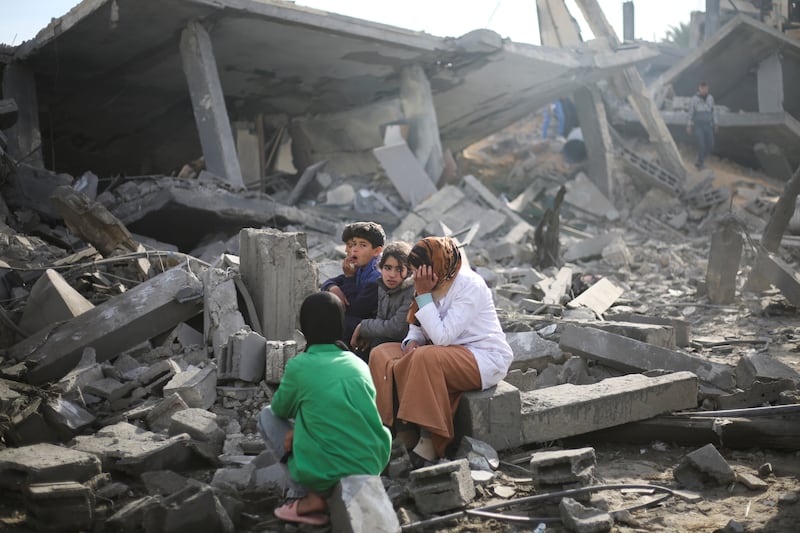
[296,492,327,515]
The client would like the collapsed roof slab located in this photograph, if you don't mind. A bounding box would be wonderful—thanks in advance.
[654,15,800,118]
[614,108,800,170]
[12,0,656,177]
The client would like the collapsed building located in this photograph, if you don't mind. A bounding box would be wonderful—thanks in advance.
[1,0,800,532]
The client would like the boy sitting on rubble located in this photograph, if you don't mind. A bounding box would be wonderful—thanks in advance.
[350,241,414,361]
[258,291,391,526]
[321,221,385,345]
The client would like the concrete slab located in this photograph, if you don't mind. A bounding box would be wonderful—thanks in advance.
[564,172,620,221]
[583,321,676,349]
[328,475,401,533]
[608,312,691,347]
[9,267,203,385]
[566,277,624,316]
[204,268,246,362]
[0,444,101,491]
[559,324,735,389]
[373,126,437,207]
[736,353,800,389]
[563,231,623,262]
[146,394,190,433]
[746,252,800,307]
[169,408,225,451]
[520,372,699,443]
[25,481,96,533]
[505,331,564,372]
[542,266,573,305]
[18,269,94,336]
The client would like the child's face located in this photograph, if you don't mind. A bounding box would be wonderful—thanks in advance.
[349,237,381,268]
[380,256,407,289]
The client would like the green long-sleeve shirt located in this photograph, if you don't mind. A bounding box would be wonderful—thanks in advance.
[270,343,391,491]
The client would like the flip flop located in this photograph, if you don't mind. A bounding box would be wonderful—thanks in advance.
[274,500,330,526]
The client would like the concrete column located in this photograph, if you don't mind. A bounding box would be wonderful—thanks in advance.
[757,52,784,113]
[536,0,582,46]
[1,63,44,168]
[704,0,720,42]
[239,228,318,340]
[622,1,635,42]
[179,20,245,191]
[399,64,444,185]
[706,218,743,304]
[572,86,614,197]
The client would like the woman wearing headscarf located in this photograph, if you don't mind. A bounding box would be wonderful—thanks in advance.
[368,236,513,466]
[259,291,391,526]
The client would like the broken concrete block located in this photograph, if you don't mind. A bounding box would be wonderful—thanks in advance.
[736,352,800,389]
[559,325,735,389]
[146,393,189,432]
[264,340,298,384]
[608,312,691,347]
[558,356,594,386]
[143,482,233,533]
[141,470,191,496]
[564,172,619,221]
[71,422,206,475]
[239,228,318,340]
[9,267,203,385]
[585,321,676,349]
[529,447,596,486]
[105,495,159,531]
[735,471,769,491]
[747,252,800,307]
[43,397,95,438]
[706,218,743,304]
[566,277,624,316]
[161,322,204,349]
[328,475,401,533]
[211,464,256,491]
[0,444,101,491]
[252,463,292,492]
[84,377,135,402]
[542,266,573,305]
[505,331,563,372]
[203,268,246,361]
[169,408,225,451]
[559,497,613,533]
[673,444,735,490]
[454,381,523,452]
[25,481,96,533]
[222,329,266,382]
[18,269,94,336]
[520,372,698,443]
[56,348,103,394]
[373,125,437,206]
[163,366,217,409]
[601,236,632,269]
[455,436,499,472]
[326,183,356,206]
[409,459,474,516]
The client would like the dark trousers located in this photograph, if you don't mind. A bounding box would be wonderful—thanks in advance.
[694,123,714,167]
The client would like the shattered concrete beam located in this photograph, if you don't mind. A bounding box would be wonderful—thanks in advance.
[9,268,204,385]
[520,372,698,443]
[536,0,582,48]
[746,252,800,307]
[559,324,736,389]
[1,63,44,168]
[180,20,245,191]
[573,0,686,178]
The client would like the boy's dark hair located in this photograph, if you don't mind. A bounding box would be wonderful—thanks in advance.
[699,81,708,87]
[341,221,385,248]
[379,241,411,271]
[300,292,344,346]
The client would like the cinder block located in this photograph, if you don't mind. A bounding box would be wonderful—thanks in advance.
[25,481,95,533]
[203,268,245,361]
[409,459,474,515]
[454,381,523,452]
[163,366,217,409]
[520,372,699,443]
[264,340,298,384]
[146,394,189,432]
[169,408,225,450]
[328,475,401,533]
[559,325,734,389]
[559,497,613,533]
[529,447,596,485]
[585,321,675,349]
[222,329,266,382]
[609,313,691,347]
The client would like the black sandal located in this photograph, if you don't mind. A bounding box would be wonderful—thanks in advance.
[408,450,435,470]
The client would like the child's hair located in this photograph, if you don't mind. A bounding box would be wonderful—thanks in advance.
[300,292,344,346]
[379,241,411,272]
[341,221,385,248]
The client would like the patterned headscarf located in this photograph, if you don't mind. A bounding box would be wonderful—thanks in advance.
[406,236,462,325]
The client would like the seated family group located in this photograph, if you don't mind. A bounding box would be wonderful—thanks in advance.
[258,222,513,526]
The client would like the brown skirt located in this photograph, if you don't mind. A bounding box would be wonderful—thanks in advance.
[368,342,482,458]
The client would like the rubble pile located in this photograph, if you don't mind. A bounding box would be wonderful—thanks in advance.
[1,0,800,532]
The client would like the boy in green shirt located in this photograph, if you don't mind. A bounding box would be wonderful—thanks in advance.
[258,291,392,525]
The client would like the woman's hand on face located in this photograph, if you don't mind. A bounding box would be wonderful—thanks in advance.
[413,265,438,294]
[402,341,419,356]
